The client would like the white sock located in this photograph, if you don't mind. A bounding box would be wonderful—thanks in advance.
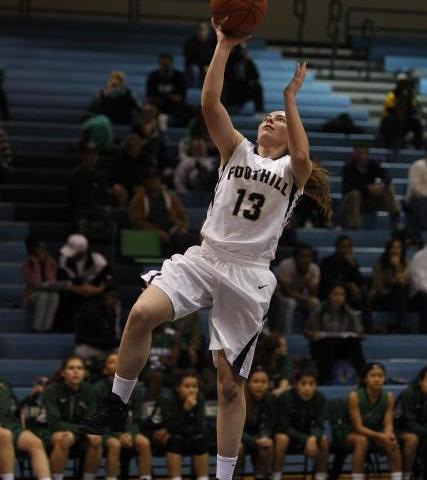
[106,477,117,480]
[352,475,364,480]
[391,473,402,480]
[171,477,182,480]
[1,474,14,480]
[40,477,52,480]
[139,476,151,480]
[112,373,137,404]
[53,475,63,480]
[216,454,238,480]
[82,473,95,480]
[403,473,411,480]
[272,473,282,480]
[315,474,327,480]
[197,477,209,480]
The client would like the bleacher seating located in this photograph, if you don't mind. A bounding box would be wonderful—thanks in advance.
[0,17,426,477]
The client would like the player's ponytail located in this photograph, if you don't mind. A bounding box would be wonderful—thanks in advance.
[304,159,332,220]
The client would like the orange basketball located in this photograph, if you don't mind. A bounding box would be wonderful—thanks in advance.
[210,0,268,35]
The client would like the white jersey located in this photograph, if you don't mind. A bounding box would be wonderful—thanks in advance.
[201,138,303,262]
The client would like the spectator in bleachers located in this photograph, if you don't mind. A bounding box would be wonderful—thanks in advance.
[396,366,427,480]
[235,367,275,479]
[368,238,410,333]
[56,233,112,331]
[73,284,122,360]
[94,353,152,480]
[43,355,102,480]
[89,70,142,125]
[274,367,329,480]
[111,133,146,206]
[345,363,402,479]
[406,143,427,233]
[80,112,114,153]
[22,237,59,332]
[186,107,217,156]
[319,235,364,310]
[175,136,217,192]
[68,142,111,224]
[254,333,293,396]
[340,145,400,229]
[223,44,264,115]
[175,311,204,369]
[276,244,320,334]
[19,376,50,445]
[148,370,209,480]
[305,282,364,385]
[131,103,171,171]
[129,168,195,256]
[146,53,192,127]
[0,67,9,121]
[379,73,423,150]
[409,243,427,334]
[0,377,52,480]
[184,22,215,87]
[143,323,180,401]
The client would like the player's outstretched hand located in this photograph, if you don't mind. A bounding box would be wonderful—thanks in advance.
[284,61,307,97]
[211,17,252,49]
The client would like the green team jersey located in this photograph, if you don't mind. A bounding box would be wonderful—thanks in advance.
[277,389,326,444]
[397,383,427,438]
[242,392,278,449]
[356,387,388,432]
[0,377,19,426]
[43,381,96,433]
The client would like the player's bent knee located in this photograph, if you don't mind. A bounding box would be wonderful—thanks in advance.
[404,433,419,448]
[320,435,329,449]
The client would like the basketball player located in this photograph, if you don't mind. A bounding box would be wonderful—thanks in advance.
[81,19,331,480]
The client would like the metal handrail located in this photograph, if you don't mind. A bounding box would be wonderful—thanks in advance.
[345,6,427,42]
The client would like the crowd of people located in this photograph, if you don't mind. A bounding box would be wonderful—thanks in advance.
[1,356,427,480]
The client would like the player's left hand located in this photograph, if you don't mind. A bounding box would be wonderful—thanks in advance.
[284,62,307,97]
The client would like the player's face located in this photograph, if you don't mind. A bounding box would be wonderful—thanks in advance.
[248,371,269,399]
[104,354,118,377]
[296,376,316,401]
[364,366,385,391]
[257,111,288,150]
[177,376,199,400]
[62,359,85,387]
[329,285,346,308]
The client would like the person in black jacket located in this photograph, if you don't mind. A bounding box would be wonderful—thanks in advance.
[184,23,215,87]
[273,367,329,480]
[319,235,364,310]
[223,44,264,114]
[148,370,208,480]
[236,367,276,479]
[146,53,192,126]
[74,286,122,360]
[339,145,400,229]
[396,366,427,480]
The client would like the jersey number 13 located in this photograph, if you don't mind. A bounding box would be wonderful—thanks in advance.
[232,189,265,221]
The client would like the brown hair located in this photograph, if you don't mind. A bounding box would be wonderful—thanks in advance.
[51,354,85,383]
[304,159,332,220]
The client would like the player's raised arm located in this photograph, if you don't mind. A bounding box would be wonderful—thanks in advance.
[283,62,312,189]
[201,19,246,166]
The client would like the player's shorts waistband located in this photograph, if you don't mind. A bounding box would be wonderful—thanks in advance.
[201,240,269,267]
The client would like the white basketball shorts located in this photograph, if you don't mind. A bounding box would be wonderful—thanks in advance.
[141,240,277,379]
